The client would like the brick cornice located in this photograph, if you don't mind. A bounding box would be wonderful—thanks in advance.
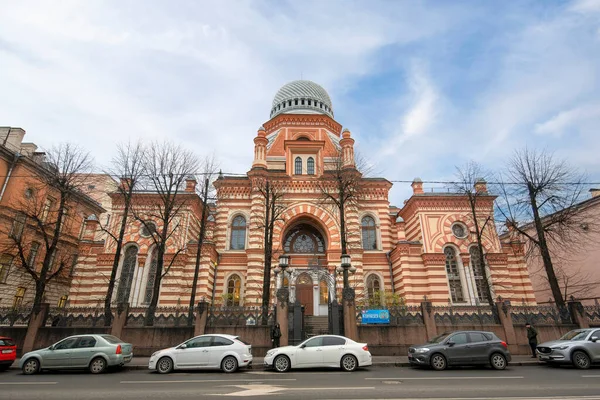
[422,253,446,265]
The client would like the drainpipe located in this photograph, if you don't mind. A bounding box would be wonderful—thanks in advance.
[0,152,20,202]
[386,245,397,294]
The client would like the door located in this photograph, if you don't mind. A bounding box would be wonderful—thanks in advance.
[45,337,78,368]
[296,337,324,367]
[590,330,600,361]
[174,336,213,368]
[70,336,97,368]
[296,283,314,316]
[444,333,472,365]
[208,336,235,368]
[467,332,491,363]
[322,336,346,365]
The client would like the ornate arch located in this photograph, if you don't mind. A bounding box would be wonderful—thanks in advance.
[272,203,341,251]
[431,214,499,253]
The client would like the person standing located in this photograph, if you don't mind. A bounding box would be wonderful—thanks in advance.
[526,323,538,358]
[271,323,281,348]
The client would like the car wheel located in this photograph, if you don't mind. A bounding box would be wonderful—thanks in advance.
[156,356,174,374]
[490,353,507,370]
[89,357,107,374]
[22,358,40,375]
[221,356,238,373]
[430,353,447,371]
[273,355,290,373]
[341,354,358,372]
[572,350,591,370]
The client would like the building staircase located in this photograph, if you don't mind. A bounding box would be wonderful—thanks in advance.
[304,315,329,336]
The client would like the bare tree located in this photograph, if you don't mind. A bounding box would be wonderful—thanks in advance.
[254,177,286,324]
[188,155,219,324]
[497,148,587,311]
[99,141,146,325]
[134,141,199,326]
[452,161,496,308]
[1,144,93,310]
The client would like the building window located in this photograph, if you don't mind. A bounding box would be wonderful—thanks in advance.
[0,254,13,283]
[445,247,465,303]
[366,274,382,305]
[283,224,325,254]
[27,242,40,270]
[452,222,468,239]
[140,221,157,238]
[307,157,315,175]
[230,215,247,250]
[226,274,242,306]
[144,247,158,305]
[41,197,55,222]
[13,287,26,308]
[294,157,302,175]
[319,280,328,304]
[69,253,78,277]
[57,295,68,308]
[116,246,138,303]
[470,247,488,303]
[48,251,57,273]
[361,216,377,250]
[10,213,26,240]
[24,188,34,198]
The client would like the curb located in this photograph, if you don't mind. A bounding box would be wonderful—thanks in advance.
[9,361,543,371]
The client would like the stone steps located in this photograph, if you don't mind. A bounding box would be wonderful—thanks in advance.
[305,315,328,336]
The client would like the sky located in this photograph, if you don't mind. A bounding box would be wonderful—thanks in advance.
[1,0,599,206]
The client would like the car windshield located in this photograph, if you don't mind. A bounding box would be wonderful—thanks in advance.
[427,333,450,344]
[560,330,589,341]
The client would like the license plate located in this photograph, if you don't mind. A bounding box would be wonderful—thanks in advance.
[1,349,13,354]
[539,356,549,360]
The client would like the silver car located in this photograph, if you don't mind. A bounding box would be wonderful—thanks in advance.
[537,328,600,369]
[20,334,133,375]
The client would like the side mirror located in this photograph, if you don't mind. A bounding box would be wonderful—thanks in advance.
[591,336,598,343]
[300,344,306,349]
[179,344,187,349]
[48,345,55,351]
[447,341,455,347]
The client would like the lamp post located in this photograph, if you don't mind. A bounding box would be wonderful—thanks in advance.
[336,254,356,289]
[276,254,292,290]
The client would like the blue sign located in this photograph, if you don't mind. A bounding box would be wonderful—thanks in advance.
[361,309,390,324]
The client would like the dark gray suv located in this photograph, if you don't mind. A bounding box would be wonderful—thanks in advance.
[408,331,512,371]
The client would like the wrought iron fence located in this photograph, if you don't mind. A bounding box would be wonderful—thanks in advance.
[126,306,192,327]
[433,304,498,325]
[0,306,32,326]
[584,304,600,325]
[45,306,108,327]
[206,306,274,327]
[510,304,572,325]
[356,305,424,326]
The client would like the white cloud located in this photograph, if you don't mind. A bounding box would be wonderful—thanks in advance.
[535,104,600,136]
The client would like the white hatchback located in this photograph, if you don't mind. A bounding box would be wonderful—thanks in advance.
[264,335,372,372]
[149,334,252,373]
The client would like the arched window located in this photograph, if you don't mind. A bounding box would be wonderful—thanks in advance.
[366,274,382,305]
[117,246,138,303]
[444,247,465,303]
[283,224,326,254]
[230,215,246,250]
[361,216,377,250]
[470,247,488,302]
[144,247,158,305]
[294,157,302,175]
[226,274,242,306]
[319,280,328,304]
[307,157,315,175]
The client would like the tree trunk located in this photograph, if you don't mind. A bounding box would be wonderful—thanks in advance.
[104,201,130,326]
[188,179,209,325]
[528,184,566,311]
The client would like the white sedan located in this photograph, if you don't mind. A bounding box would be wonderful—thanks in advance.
[264,335,372,372]
[148,334,252,373]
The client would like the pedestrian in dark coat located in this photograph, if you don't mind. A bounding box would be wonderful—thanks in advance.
[526,323,538,358]
[271,323,281,348]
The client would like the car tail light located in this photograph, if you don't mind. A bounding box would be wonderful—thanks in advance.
[500,341,508,349]
[116,344,122,354]
[362,345,369,352]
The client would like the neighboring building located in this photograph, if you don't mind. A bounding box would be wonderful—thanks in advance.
[0,127,104,308]
[508,189,600,305]
[69,80,536,312]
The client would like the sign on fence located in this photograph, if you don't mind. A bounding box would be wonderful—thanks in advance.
[361,309,390,324]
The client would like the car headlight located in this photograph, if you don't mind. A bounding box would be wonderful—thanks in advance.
[266,350,276,357]
[151,351,160,358]
[551,346,569,350]
[414,348,430,353]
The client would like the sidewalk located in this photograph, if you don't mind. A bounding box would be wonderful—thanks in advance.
[10,355,542,370]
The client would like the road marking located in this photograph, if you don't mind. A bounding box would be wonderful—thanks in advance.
[582,375,600,378]
[0,382,57,385]
[320,396,600,400]
[365,376,524,380]
[120,378,296,384]
[246,371,345,375]
[216,385,376,397]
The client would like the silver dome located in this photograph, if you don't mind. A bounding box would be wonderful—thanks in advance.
[270,80,334,119]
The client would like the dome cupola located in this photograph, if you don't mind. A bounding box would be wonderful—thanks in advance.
[270,80,334,119]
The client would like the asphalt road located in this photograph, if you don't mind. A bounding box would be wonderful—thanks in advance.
[1,365,600,400]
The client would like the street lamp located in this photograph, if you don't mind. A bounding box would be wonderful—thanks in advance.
[338,254,353,289]
[277,254,292,290]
